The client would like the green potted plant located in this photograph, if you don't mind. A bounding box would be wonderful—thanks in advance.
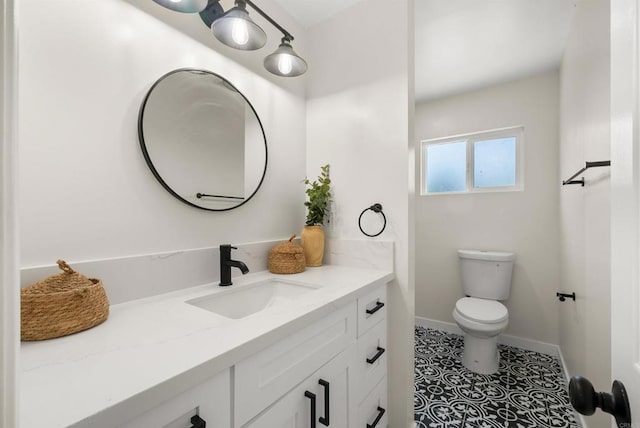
[301,164,331,266]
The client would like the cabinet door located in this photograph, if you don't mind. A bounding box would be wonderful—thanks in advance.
[358,376,387,428]
[235,302,356,426]
[245,347,354,428]
[120,369,230,428]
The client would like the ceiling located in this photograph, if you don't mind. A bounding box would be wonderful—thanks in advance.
[270,0,367,29]
[272,0,576,103]
[414,0,576,102]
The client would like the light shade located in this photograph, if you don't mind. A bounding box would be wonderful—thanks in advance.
[152,0,207,13]
[263,41,308,77]
[212,6,266,50]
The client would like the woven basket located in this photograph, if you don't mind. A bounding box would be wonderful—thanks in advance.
[268,235,306,274]
[21,260,110,341]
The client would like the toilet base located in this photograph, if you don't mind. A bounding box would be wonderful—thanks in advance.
[462,334,500,374]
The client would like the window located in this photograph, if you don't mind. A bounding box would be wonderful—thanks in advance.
[421,127,524,195]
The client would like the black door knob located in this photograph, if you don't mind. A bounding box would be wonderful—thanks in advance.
[569,376,632,427]
[190,415,206,428]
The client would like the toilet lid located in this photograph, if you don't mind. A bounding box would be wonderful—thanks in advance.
[455,297,508,324]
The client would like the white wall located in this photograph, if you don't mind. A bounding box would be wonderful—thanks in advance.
[306,0,414,425]
[18,0,307,267]
[559,1,610,426]
[415,72,562,345]
[1,0,20,425]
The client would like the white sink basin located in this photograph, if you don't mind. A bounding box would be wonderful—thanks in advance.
[186,278,320,319]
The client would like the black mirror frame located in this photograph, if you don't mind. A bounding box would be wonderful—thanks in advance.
[138,68,268,212]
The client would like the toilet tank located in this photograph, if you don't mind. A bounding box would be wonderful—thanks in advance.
[458,250,515,300]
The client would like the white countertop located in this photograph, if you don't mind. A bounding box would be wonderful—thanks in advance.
[20,265,393,428]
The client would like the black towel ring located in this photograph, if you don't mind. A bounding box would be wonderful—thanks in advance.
[358,203,387,237]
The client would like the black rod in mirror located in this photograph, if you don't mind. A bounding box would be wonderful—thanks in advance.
[196,193,245,200]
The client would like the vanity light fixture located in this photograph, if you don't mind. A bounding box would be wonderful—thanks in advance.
[211,0,267,50]
[263,36,307,77]
[152,0,208,13]
[202,0,307,77]
[154,0,308,77]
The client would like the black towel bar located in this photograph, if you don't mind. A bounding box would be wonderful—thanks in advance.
[562,161,611,186]
[557,292,576,302]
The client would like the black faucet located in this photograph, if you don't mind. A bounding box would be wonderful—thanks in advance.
[219,244,249,286]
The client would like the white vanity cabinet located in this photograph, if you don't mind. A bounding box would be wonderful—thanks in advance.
[100,282,387,428]
[356,283,388,428]
[235,302,357,426]
[119,369,231,428]
[237,282,388,428]
[244,346,354,428]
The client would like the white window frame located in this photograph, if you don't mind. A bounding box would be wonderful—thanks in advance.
[420,126,525,195]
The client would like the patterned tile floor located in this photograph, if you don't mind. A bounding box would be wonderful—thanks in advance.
[414,326,579,428]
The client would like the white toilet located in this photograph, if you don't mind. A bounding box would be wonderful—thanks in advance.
[453,249,515,374]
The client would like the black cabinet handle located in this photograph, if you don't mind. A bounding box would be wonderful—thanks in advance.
[366,406,386,428]
[366,347,386,364]
[319,379,330,426]
[366,301,385,315]
[190,415,206,428]
[305,391,317,428]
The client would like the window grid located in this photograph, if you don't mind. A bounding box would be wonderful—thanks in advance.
[421,126,524,195]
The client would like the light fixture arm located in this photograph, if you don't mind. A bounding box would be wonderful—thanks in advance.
[243,0,294,41]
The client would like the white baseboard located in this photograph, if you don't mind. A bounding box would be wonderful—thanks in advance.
[415,316,559,357]
[555,346,587,428]
[556,346,572,383]
[415,316,461,335]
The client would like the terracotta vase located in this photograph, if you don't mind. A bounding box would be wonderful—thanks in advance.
[301,225,325,267]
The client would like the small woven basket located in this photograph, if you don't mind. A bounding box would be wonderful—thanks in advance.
[21,260,110,341]
[268,235,306,274]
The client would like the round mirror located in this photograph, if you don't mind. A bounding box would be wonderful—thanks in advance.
[138,69,267,211]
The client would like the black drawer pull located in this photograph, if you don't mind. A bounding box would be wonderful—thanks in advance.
[190,415,206,428]
[305,391,316,428]
[366,347,386,364]
[366,406,386,428]
[366,301,385,315]
[319,379,330,426]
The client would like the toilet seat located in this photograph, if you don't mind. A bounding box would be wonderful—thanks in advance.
[455,297,508,324]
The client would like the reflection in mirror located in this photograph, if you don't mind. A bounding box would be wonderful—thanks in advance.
[138,69,267,211]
